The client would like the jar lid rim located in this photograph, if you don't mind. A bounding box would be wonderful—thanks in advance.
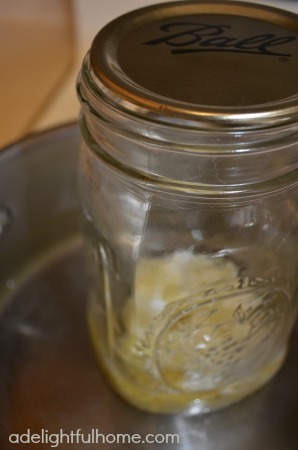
[90,0,298,128]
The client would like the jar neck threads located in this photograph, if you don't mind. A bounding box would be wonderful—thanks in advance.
[77,53,297,195]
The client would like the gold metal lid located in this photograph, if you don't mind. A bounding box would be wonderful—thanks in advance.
[90,1,298,128]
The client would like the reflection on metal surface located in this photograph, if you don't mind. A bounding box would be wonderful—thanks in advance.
[0,206,12,236]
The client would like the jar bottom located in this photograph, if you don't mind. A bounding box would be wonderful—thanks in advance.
[88,308,287,415]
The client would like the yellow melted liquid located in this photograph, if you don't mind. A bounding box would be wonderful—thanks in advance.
[89,252,287,414]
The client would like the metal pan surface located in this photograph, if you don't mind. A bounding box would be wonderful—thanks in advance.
[0,123,297,449]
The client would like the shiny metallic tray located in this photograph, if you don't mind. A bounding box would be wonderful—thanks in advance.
[0,123,297,449]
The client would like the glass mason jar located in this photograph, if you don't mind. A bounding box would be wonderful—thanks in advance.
[77,1,298,414]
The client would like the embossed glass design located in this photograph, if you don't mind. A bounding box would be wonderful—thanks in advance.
[77,1,298,414]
